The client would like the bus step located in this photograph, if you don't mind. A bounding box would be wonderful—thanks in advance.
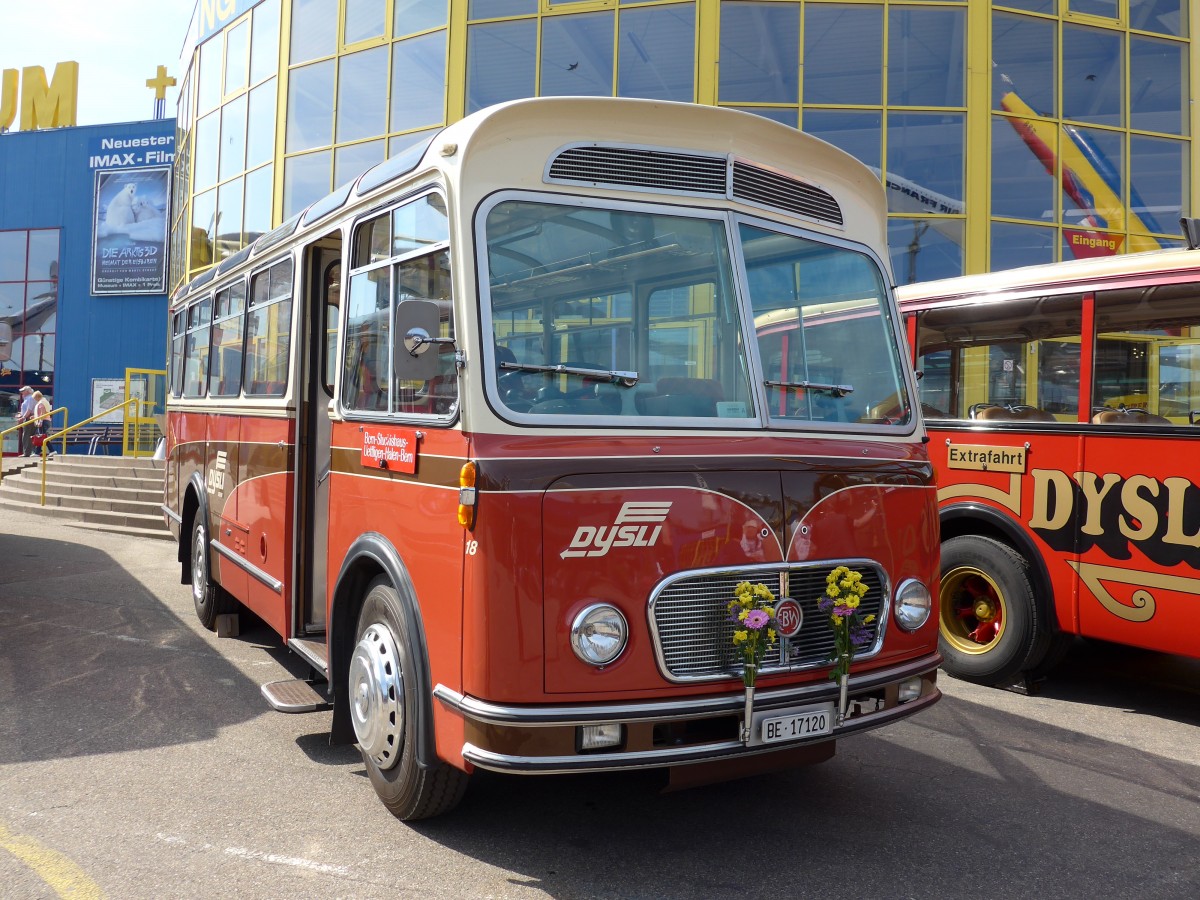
[261,679,332,713]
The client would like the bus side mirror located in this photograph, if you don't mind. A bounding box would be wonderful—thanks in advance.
[1182,217,1200,251]
[0,323,11,362]
[393,299,451,381]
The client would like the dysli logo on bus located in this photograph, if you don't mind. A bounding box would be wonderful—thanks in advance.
[561,501,672,559]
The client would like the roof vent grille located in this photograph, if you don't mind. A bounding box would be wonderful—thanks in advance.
[547,146,728,196]
[731,162,843,226]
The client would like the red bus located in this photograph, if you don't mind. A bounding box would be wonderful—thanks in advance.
[164,97,941,820]
[896,229,1200,689]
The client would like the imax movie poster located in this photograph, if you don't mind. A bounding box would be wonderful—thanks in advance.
[91,166,170,295]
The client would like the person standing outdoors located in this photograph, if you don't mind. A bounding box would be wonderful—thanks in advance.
[15,385,35,456]
[31,390,52,453]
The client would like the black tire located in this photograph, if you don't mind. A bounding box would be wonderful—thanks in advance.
[938,535,1049,685]
[349,577,468,821]
[190,513,235,631]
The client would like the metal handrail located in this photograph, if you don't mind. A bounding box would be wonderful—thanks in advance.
[0,405,68,484]
[38,397,144,505]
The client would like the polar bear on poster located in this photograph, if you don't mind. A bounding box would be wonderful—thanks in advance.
[105,183,139,228]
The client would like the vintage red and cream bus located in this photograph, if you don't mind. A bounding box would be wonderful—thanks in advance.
[895,230,1200,689]
[164,97,941,820]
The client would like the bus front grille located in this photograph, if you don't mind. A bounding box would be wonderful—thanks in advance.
[649,563,886,682]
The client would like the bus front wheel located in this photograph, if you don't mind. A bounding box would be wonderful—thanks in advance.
[938,535,1044,686]
[190,515,235,631]
[349,577,468,821]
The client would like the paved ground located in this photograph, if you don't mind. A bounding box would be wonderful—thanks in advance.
[1,505,1197,899]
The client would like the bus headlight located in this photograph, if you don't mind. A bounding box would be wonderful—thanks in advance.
[570,604,628,666]
[893,579,932,631]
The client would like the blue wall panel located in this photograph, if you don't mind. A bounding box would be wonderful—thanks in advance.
[0,119,174,436]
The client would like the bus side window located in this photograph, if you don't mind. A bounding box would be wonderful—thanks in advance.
[245,259,293,397]
[1094,283,1200,424]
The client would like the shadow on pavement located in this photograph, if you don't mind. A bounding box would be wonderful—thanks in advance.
[0,531,266,764]
[401,645,1198,899]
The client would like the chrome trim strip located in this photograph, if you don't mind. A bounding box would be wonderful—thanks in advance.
[209,539,284,593]
[433,653,939,727]
[459,690,940,774]
[161,504,182,525]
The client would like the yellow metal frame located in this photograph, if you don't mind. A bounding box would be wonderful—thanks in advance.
[124,368,167,458]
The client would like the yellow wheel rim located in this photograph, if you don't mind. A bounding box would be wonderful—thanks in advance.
[939,565,1007,655]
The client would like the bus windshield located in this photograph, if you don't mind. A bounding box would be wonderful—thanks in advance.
[481,197,910,426]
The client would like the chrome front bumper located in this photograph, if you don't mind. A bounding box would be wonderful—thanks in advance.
[434,653,941,774]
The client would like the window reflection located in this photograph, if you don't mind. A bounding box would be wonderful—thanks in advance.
[224,19,249,95]
[283,149,332,218]
[992,11,1055,116]
[886,112,964,215]
[197,37,221,113]
[337,46,389,143]
[990,222,1056,271]
[291,0,338,64]
[216,177,244,259]
[887,7,964,107]
[246,80,277,168]
[1062,24,1122,127]
[1130,34,1186,135]
[991,114,1055,221]
[345,0,386,44]
[1060,124,1121,227]
[243,165,274,243]
[541,12,614,97]
[390,31,447,131]
[469,0,535,18]
[1129,0,1186,37]
[804,4,881,106]
[718,1,799,104]
[1130,134,1187,229]
[193,112,219,191]
[219,93,248,182]
[396,0,449,36]
[618,4,695,102]
[286,59,335,152]
[804,110,881,171]
[335,140,386,185]
[466,20,536,113]
[250,0,281,84]
[889,218,963,284]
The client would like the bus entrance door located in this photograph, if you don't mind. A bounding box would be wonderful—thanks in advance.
[294,242,340,644]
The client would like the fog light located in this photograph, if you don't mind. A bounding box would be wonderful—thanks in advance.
[579,723,623,751]
[898,677,922,703]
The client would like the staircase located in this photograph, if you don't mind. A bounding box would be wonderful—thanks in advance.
[0,455,169,540]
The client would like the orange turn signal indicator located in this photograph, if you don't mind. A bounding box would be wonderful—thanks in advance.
[458,461,477,529]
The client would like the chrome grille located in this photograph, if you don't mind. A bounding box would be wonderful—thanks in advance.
[650,564,886,682]
[547,146,728,195]
[731,162,844,226]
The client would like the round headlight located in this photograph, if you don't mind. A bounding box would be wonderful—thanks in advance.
[570,604,628,666]
[893,579,933,631]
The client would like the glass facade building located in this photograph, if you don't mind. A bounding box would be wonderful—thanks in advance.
[172,0,1198,289]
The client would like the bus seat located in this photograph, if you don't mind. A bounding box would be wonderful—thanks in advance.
[636,377,723,417]
[971,404,1013,421]
[1092,406,1171,425]
[1008,405,1056,422]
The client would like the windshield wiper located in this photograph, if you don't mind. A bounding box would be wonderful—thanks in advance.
[500,361,640,387]
[764,379,854,398]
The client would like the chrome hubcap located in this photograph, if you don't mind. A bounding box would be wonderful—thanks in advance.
[192,522,207,606]
[348,622,404,770]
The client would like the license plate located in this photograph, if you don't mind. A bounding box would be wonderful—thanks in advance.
[759,703,835,745]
